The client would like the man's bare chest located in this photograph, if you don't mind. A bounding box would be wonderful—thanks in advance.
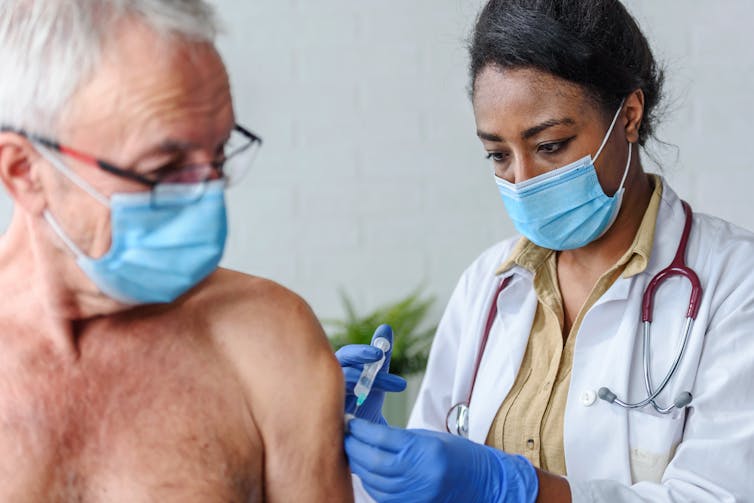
[0,332,263,502]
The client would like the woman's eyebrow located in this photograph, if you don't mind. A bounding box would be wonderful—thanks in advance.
[521,118,575,140]
[477,130,503,142]
[477,117,576,143]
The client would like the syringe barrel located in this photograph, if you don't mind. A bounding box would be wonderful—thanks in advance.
[353,337,391,398]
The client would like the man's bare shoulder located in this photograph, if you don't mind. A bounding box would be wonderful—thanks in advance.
[187,270,352,501]
[185,268,341,405]
[190,268,330,353]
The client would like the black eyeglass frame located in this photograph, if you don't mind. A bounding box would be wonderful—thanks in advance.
[0,124,262,188]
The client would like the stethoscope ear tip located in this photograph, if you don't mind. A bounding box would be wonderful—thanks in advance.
[674,392,692,409]
[598,387,617,403]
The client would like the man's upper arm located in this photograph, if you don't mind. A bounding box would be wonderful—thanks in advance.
[219,279,353,503]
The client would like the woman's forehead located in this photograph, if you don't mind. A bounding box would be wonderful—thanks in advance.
[473,66,588,110]
[472,66,599,134]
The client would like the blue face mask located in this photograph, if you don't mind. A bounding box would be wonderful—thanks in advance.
[494,103,631,251]
[39,147,228,305]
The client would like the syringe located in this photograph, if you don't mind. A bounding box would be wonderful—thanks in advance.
[354,336,391,409]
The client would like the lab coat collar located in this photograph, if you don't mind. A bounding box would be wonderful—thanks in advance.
[468,266,538,443]
[642,178,687,278]
[582,177,686,310]
[469,180,687,440]
[496,175,669,301]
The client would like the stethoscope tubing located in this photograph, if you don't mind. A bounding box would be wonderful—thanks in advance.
[600,200,700,413]
[445,277,511,437]
[644,318,694,413]
[447,200,701,437]
[605,318,694,410]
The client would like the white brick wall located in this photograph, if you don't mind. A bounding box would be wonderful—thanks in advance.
[1,1,753,324]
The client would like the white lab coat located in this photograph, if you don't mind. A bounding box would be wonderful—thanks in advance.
[405,180,754,502]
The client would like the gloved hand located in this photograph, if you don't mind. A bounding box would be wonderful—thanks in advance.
[335,324,407,424]
[345,418,539,503]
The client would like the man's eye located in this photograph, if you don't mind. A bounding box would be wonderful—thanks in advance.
[148,162,183,179]
[217,142,228,158]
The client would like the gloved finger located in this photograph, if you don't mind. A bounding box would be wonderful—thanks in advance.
[347,418,410,454]
[343,367,407,392]
[345,394,357,414]
[352,461,405,503]
[371,324,395,373]
[350,457,417,496]
[345,431,410,478]
[355,486,402,503]
[335,344,383,367]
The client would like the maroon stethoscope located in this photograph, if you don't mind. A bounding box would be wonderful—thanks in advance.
[446,201,702,437]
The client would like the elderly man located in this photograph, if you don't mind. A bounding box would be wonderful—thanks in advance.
[0,1,352,501]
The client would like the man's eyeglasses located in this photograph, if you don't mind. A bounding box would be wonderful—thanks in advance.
[1,123,262,191]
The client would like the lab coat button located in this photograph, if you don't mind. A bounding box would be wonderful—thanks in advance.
[580,390,597,406]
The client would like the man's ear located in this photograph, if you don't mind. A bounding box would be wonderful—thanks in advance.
[623,89,645,144]
[0,133,47,216]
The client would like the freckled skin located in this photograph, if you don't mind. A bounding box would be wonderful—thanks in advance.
[0,20,352,503]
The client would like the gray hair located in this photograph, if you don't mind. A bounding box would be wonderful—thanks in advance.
[0,0,220,136]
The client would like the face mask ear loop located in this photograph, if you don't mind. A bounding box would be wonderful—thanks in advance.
[35,143,110,207]
[592,98,626,165]
[617,142,632,192]
[43,210,87,259]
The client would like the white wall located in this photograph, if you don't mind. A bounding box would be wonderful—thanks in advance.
[214,0,498,324]
[1,1,753,324]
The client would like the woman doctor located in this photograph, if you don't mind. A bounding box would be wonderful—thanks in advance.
[338,0,754,502]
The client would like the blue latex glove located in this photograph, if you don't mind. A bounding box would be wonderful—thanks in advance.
[335,324,407,424]
[345,418,539,503]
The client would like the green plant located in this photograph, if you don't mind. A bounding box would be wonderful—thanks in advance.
[325,288,437,376]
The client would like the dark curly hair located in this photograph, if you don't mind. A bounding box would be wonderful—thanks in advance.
[469,0,664,146]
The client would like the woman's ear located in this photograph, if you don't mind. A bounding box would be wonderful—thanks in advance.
[623,89,645,144]
[0,133,47,216]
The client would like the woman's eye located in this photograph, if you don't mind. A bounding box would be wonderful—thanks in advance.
[537,138,573,154]
[538,142,562,154]
[486,152,508,163]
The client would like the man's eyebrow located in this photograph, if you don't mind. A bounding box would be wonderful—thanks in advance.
[133,139,197,163]
[521,118,575,140]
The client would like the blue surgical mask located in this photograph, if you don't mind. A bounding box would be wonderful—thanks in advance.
[39,146,228,305]
[495,102,631,251]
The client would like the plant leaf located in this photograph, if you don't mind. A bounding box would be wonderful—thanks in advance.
[324,287,438,375]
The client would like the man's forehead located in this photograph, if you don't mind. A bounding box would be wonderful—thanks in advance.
[95,22,230,116]
[61,20,233,157]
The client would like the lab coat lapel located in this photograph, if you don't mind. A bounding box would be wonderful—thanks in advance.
[565,275,645,483]
[468,269,538,444]
[588,178,686,311]
[564,180,688,481]
[644,181,686,278]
